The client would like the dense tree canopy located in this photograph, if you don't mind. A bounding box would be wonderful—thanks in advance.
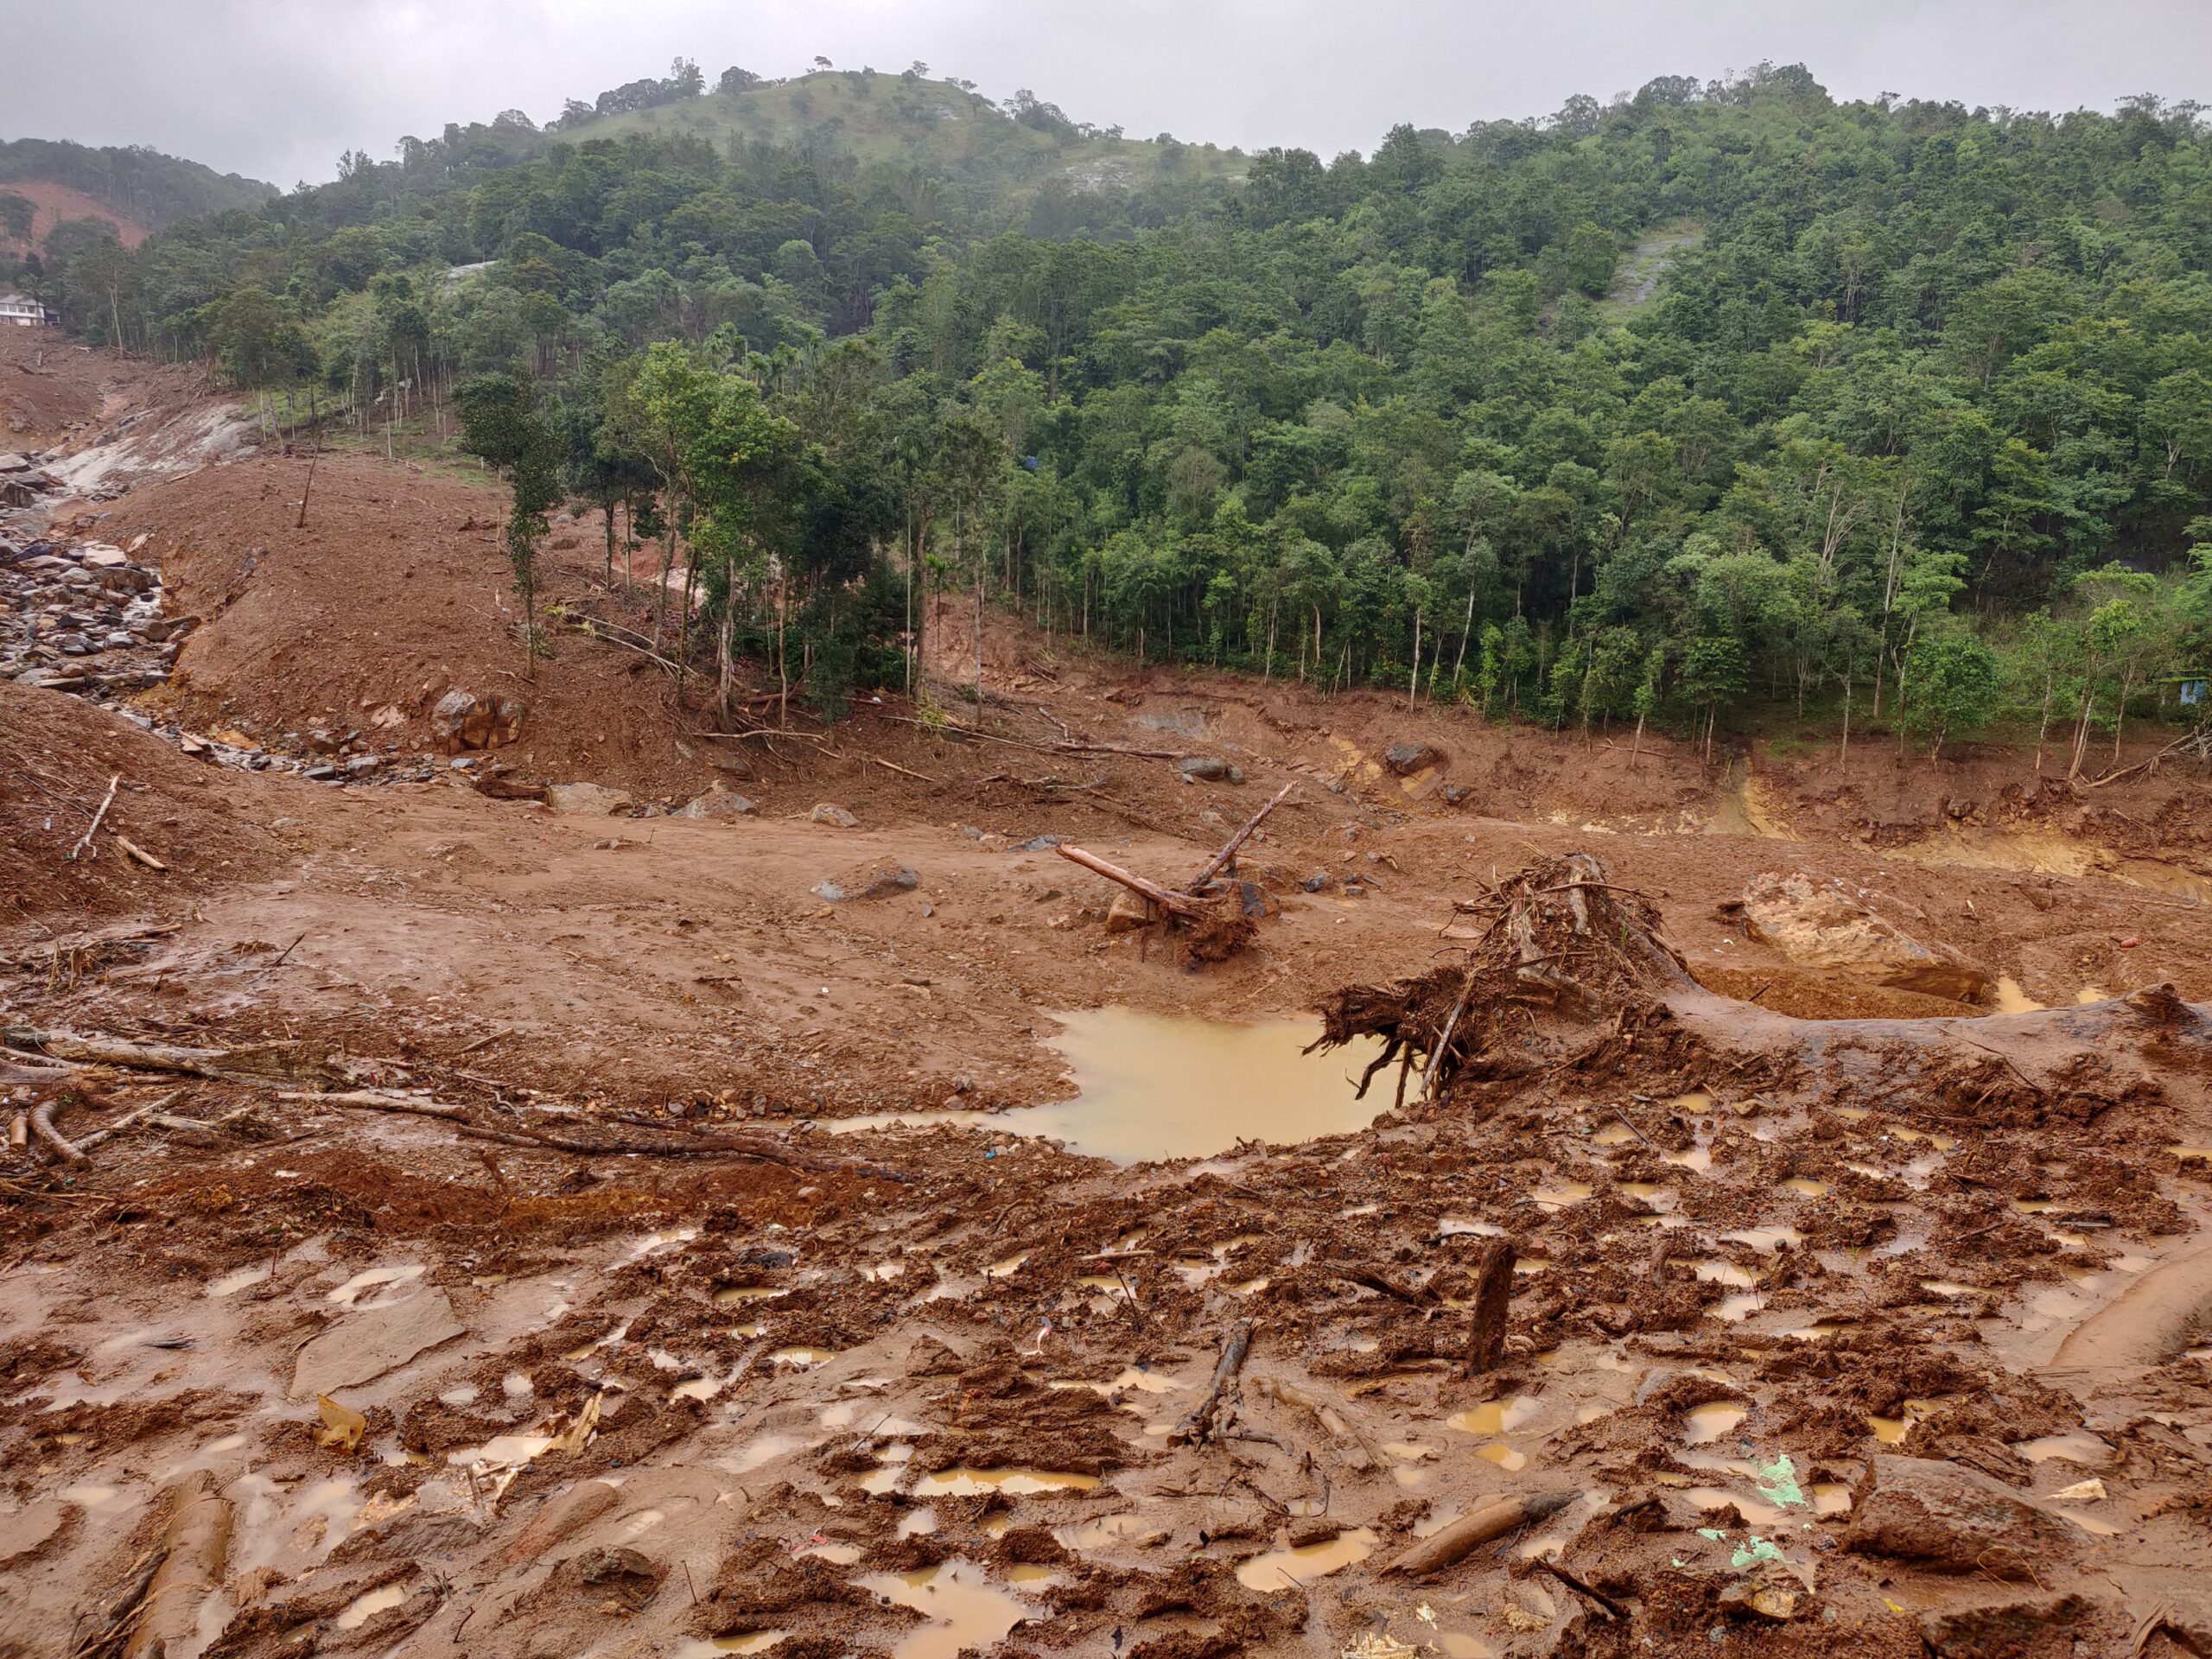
[26,64,2212,752]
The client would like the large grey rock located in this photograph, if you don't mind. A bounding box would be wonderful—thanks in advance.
[1384,741,1446,775]
[545,782,635,817]
[679,791,756,820]
[1846,1455,2076,1578]
[813,865,918,903]
[431,690,525,754]
[1173,756,1243,784]
[292,1288,464,1398]
[810,803,859,829]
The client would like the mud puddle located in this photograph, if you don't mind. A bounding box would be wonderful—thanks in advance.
[856,1560,1041,1659]
[811,1008,1386,1160]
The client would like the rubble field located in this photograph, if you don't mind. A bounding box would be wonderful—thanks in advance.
[5,334,2212,1659]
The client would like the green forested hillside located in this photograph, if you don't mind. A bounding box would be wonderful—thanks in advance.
[0,137,274,230]
[29,63,2212,754]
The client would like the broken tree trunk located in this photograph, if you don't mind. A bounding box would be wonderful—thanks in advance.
[1,1035,322,1084]
[1185,781,1295,891]
[1056,844,1207,918]
[29,1097,85,1163]
[1170,1319,1254,1446]
[1465,1238,1516,1373]
[124,1470,230,1659]
[1380,1491,1575,1577]
[1057,843,1259,962]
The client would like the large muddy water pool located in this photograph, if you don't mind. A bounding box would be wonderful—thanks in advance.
[812,1008,1388,1162]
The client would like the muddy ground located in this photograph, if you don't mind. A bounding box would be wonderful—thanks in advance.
[4,340,2212,1659]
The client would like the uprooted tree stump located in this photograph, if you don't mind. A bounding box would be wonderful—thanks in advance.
[1312,852,1695,1100]
[1313,850,2212,1129]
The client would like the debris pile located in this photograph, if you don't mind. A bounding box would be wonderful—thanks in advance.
[0,527,181,697]
[1313,851,1692,1098]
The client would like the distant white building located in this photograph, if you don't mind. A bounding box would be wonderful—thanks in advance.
[0,292,52,327]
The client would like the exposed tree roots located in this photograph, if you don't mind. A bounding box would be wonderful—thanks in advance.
[1313,852,2212,1126]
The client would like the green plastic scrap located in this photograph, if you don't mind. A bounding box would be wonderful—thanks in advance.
[1752,1452,1805,1509]
[1730,1536,1785,1570]
[1695,1528,1726,1541]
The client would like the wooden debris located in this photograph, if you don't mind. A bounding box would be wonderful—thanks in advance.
[1535,1556,1629,1619]
[1057,842,1259,961]
[1056,844,1207,918]
[67,774,119,862]
[29,1097,85,1164]
[1465,1238,1516,1374]
[123,1469,230,1659]
[1252,1373,1390,1471]
[1380,1491,1574,1577]
[1186,781,1294,891]
[1314,853,1696,1094]
[71,1547,167,1659]
[112,836,167,871]
[1170,1319,1254,1446]
[5,1028,236,1079]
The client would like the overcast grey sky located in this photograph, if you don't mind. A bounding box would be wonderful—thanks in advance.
[9,0,2209,188]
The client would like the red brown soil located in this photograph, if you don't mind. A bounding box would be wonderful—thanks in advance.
[4,346,2212,1659]
[0,678,274,924]
[0,178,148,257]
[105,454,739,801]
[0,321,216,454]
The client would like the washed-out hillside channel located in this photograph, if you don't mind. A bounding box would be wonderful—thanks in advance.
[5,327,2212,1659]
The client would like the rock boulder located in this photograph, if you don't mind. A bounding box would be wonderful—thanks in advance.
[545,782,635,817]
[1845,1454,2076,1578]
[679,790,756,820]
[1739,871,1989,1001]
[1383,741,1447,776]
[431,689,525,754]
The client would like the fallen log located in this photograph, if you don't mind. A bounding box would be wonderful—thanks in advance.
[30,1097,86,1163]
[276,1088,468,1121]
[112,836,167,872]
[1170,1319,1254,1446]
[1380,1490,1575,1577]
[1186,781,1295,892]
[1058,842,1260,961]
[73,1101,163,1153]
[4,1027,339,1087]
[124,1470,230,1659]
[5,1028,232,1078]
[1252,1372,1390,1471]
[1055,844,1206,918]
